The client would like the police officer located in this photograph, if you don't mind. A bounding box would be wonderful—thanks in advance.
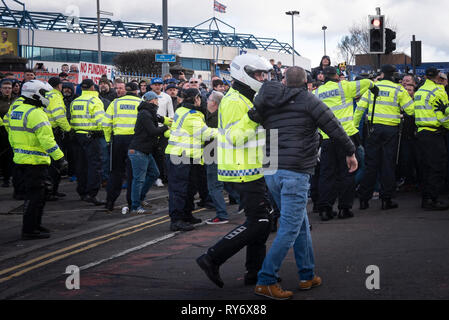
[165,88,217,231]
[196,54,273,288]
[103,82,142,213]
[7,80,67,239]
[354,65,415,210]
[414,67,449,210]
[70,79,106,205]
[46,77,72,199]
[314,66,376,221]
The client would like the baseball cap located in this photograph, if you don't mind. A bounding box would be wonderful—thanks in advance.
[142,91,159,101]
[125,82,139,92]
[166,84,178,90]
[151,78,163,85]
[81,79,95,89]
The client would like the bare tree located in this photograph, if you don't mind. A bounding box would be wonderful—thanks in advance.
[113,49,179,75]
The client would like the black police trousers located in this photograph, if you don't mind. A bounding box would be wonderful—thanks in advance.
[0,127,13,183]
[16,164,48,233]
[359,124,399,201]
[48,128,64,195]
[318,138,357,211]
[417,130,447,201]
[106,135,133,205]
[206,178,271,274]
[74,133,102,198]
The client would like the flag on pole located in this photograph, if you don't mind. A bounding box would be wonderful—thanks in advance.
[214,0,227,13]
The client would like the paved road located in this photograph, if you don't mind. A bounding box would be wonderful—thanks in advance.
[1,178,449,301]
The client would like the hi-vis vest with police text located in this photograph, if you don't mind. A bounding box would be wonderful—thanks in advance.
[354,79,415,127]
[8,102,64,165]
[314,79,374,139]
[414,79,449,132]
[70,90,105,133]
[103,95,142,143]
[217,87,265,183]
[45,89,71,132]
[2,97,25,133]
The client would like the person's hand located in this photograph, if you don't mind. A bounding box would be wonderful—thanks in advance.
[54,157,68,175]
[247,107,262,124]
[435,99,449,113]
[164,129,170,138]
[163,117,173,127]
[369,85,380,96]
[346,154,358,173]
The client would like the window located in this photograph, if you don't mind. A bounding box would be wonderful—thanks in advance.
[80,50,94,62]
[40,47,54,61]
[67,49,80,63]
[54,48,67,62]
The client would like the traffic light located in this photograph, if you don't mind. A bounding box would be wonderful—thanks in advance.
[385,28,396,54]
[369,15,385,54]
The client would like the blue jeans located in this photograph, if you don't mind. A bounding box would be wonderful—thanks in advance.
[257,169,315,285]
[128,150,160,210]
[206,163,240,220]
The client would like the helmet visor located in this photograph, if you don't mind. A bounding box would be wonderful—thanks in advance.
[244,66,272,82]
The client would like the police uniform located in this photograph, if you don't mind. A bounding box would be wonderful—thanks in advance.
[70,79,106,203]
[314,67,375,219]
[414,68,449,209]
[103,83,142,211]
[165,89,217,230]
[354,65,415,209]
[8,91,64,239]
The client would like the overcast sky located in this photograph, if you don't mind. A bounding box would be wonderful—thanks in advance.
[14,0,449,67]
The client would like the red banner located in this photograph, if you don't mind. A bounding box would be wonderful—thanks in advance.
[6,72,79,83]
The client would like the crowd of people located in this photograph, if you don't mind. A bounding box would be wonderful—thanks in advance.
[1,51,449,300]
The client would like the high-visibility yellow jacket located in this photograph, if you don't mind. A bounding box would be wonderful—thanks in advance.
[314,79,374,139]
[45,89,71,132]
[70,90,105,133]
[165,105,217,163]
[2,97,25,133]
[217,87,265,183]
[414,79,449,132]
[8,102,64,165]
[103,94,142,143]
[354,79,415,127]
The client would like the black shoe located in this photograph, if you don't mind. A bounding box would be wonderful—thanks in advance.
[105,201,114,212]
[37,226,51,234]
[184,216,202,224]
[360,199,369,210]
[196,254,224,288]
[21,231,51,240]
[319,208,335,221]
[338,208,354,219]
[84,196,106,206]
[422,199,449,211]
[170,220,195,231]
[381,199,398,210]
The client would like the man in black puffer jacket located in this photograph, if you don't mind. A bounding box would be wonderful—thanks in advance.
[252,66,357,299]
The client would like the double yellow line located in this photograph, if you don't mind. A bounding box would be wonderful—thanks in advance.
[0,208,205,284]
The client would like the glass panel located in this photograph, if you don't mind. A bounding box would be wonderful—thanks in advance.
[40,47,54,61]
[67,49,80,63]
[80,50,94,62]
[54,48,67,62]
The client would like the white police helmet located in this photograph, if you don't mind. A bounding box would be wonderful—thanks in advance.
[21,80,53,107]
[230,54,273,92]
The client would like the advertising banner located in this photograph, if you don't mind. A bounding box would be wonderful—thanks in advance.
[78,61,114,84]
[0,27,19,56]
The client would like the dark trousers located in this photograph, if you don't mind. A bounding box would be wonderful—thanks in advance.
[0,127,13,182]
[207,178,271,274]
[74,134,102,198]
[318,138,357,210]
[166,155,202,222]
[397,137,420,186]
[48,128,63,195]
[154,136,169,182]
[417,130,447,200]
[16,164,49,233]
[359,124,399,201]
[106,135,133,205]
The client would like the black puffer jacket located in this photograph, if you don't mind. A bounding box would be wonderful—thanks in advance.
[255,81,355,174]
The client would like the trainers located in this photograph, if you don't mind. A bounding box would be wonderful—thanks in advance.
[299,275,322,290]
[196,254,224,288]
[131,207,152,215]
[155,179,164,187]
[121,206,130,215]
[254,283,293,300]
[170,220,195,231]
[141,200,152,208]
[206,217,229,225]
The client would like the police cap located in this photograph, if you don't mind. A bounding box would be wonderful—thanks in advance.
[81,79,95,89]
[48,77,61,88]
[381,64,397,75]
[125,82,139,92]
[323,66,338,76]
[425,67,440,78]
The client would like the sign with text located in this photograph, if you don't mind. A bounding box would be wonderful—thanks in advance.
[78,61,114,84]
[155,54,176,63]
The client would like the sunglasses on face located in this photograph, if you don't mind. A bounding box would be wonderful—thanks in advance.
[190,81,198,84]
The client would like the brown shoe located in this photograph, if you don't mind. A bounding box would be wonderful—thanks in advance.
[299,275,322,290]
[254,283,293,300]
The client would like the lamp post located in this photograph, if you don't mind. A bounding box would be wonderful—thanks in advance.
[285,10,299,66]
[322,25,327,56]
[96,0,113,64]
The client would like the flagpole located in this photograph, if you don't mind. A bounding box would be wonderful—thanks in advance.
[212,0,216,76]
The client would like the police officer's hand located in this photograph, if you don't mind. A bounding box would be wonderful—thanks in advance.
[163,117,173,127]
[164,129,171,139]
[346,154,358,173]
[369,85,380,96]
[435,99,449,113]
[247,107,262,124]
[54,157,69,175]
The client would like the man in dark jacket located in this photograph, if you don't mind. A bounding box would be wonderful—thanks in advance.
[311,55,331,81]
[252,66,357,300]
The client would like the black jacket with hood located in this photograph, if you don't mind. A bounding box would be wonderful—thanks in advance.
[254,81,355,175]
[311,55,331,81]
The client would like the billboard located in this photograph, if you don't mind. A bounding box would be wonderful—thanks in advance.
[78,61,114,84]
[0,27,18,56]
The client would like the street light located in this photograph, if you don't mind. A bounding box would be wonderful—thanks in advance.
[96,0,113,64]
[285,10,299,66]
[322,26,327,56]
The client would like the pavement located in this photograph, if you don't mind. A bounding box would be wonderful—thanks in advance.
[1,177,449,301]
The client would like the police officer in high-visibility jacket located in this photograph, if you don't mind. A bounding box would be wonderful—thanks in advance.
[8,80,67,240]
[196,54,273,288]
[103,82,142,213]
[354,65,415,210]
[70,79,106,205]
[45,77,72,199]
[414,67,449,210]
[165,88,217,231]
[314,66,376,221]
[2,96,25,133]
